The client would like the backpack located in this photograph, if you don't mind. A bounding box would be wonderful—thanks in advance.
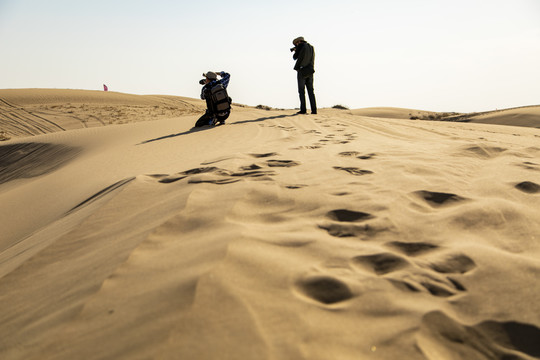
[209,83,231,115]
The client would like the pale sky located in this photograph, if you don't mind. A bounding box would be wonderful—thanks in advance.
[1,0,539,112]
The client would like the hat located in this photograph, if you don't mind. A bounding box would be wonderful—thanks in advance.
[203,71,217,80]
[293,36,305,45]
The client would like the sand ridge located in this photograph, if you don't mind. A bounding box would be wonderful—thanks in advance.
[0,90,540,359]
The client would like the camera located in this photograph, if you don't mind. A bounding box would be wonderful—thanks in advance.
[290,47,296,52]
[199,79,206,85]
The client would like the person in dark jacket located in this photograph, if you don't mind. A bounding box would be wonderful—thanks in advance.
[292,36,317,115]
[194,71,231,127]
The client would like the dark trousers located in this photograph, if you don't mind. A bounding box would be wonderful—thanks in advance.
[195,110,214,127]
[297,72,317,113]
[194,109,230,127]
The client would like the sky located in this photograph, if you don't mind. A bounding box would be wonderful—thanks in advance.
[1,0,539,112]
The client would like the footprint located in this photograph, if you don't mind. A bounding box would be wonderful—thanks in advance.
[181,167,220,175]
[239,164,263,171]
[427,253,476,274]
[319,217,390,238]
[447,277,466,291]
[249,152,278,158]
[331,192,351,196]
[283,184,308,189]
[162,163,278,186]
[296,276,354,305]
[266,159,300,167]
[351,253,410,275]
[390,273,463,298]
[517,161,540,171]
[229,167,276,178]
[460,145,507,159]
[146,173,169,179]
[188,178,240,185]
[351,249,471,298]
[338,151,361,157]
[387,279,423,293]
[357,153,376,160]
[319,220,387,238]
[158,175,187,184]
[420,280,457,297]
[417,311,540,359]
[231,170,275,178]
[386,241,439,256]
[326,209,373,222]
[157,167,223,183]
[515,181,540,194]
[337,151,375,159]
[414,190,467,207]
[333,167,373,176]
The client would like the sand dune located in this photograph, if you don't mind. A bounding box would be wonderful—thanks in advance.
[350,107,441,120]
[1,89,540,359]
[0,89,206,139]
[350,105,540,129]
[465,106,540,128]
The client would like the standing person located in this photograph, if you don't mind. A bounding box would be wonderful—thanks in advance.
[194,71,232,127]
[291,36,317,115]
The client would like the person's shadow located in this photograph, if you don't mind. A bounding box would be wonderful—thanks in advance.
[137,126,209,145]
[138,114,296,145]
[232,113,295,125]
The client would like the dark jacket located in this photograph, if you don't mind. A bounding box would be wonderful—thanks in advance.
[293,42,315,71]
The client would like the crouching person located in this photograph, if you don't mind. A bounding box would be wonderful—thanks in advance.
[195,71,232,127]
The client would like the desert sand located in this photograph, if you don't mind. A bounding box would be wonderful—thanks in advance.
[1,89,540,360]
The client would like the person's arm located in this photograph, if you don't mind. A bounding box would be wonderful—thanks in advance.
[217,71,231,88]
[200,85,207,100]
[293,45,306,70]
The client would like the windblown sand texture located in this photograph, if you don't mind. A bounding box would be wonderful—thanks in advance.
[1,89,540,360]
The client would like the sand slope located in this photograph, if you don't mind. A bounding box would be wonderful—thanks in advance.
[0,89,206,139]
[1,92,540,359]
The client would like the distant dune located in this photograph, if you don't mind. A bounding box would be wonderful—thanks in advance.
[462,106,540,128]
[351,105,540,129]
[1,89,539,359]
[350,107,441,119]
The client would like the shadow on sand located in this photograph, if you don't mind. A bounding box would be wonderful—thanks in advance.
[138,113,296,145]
